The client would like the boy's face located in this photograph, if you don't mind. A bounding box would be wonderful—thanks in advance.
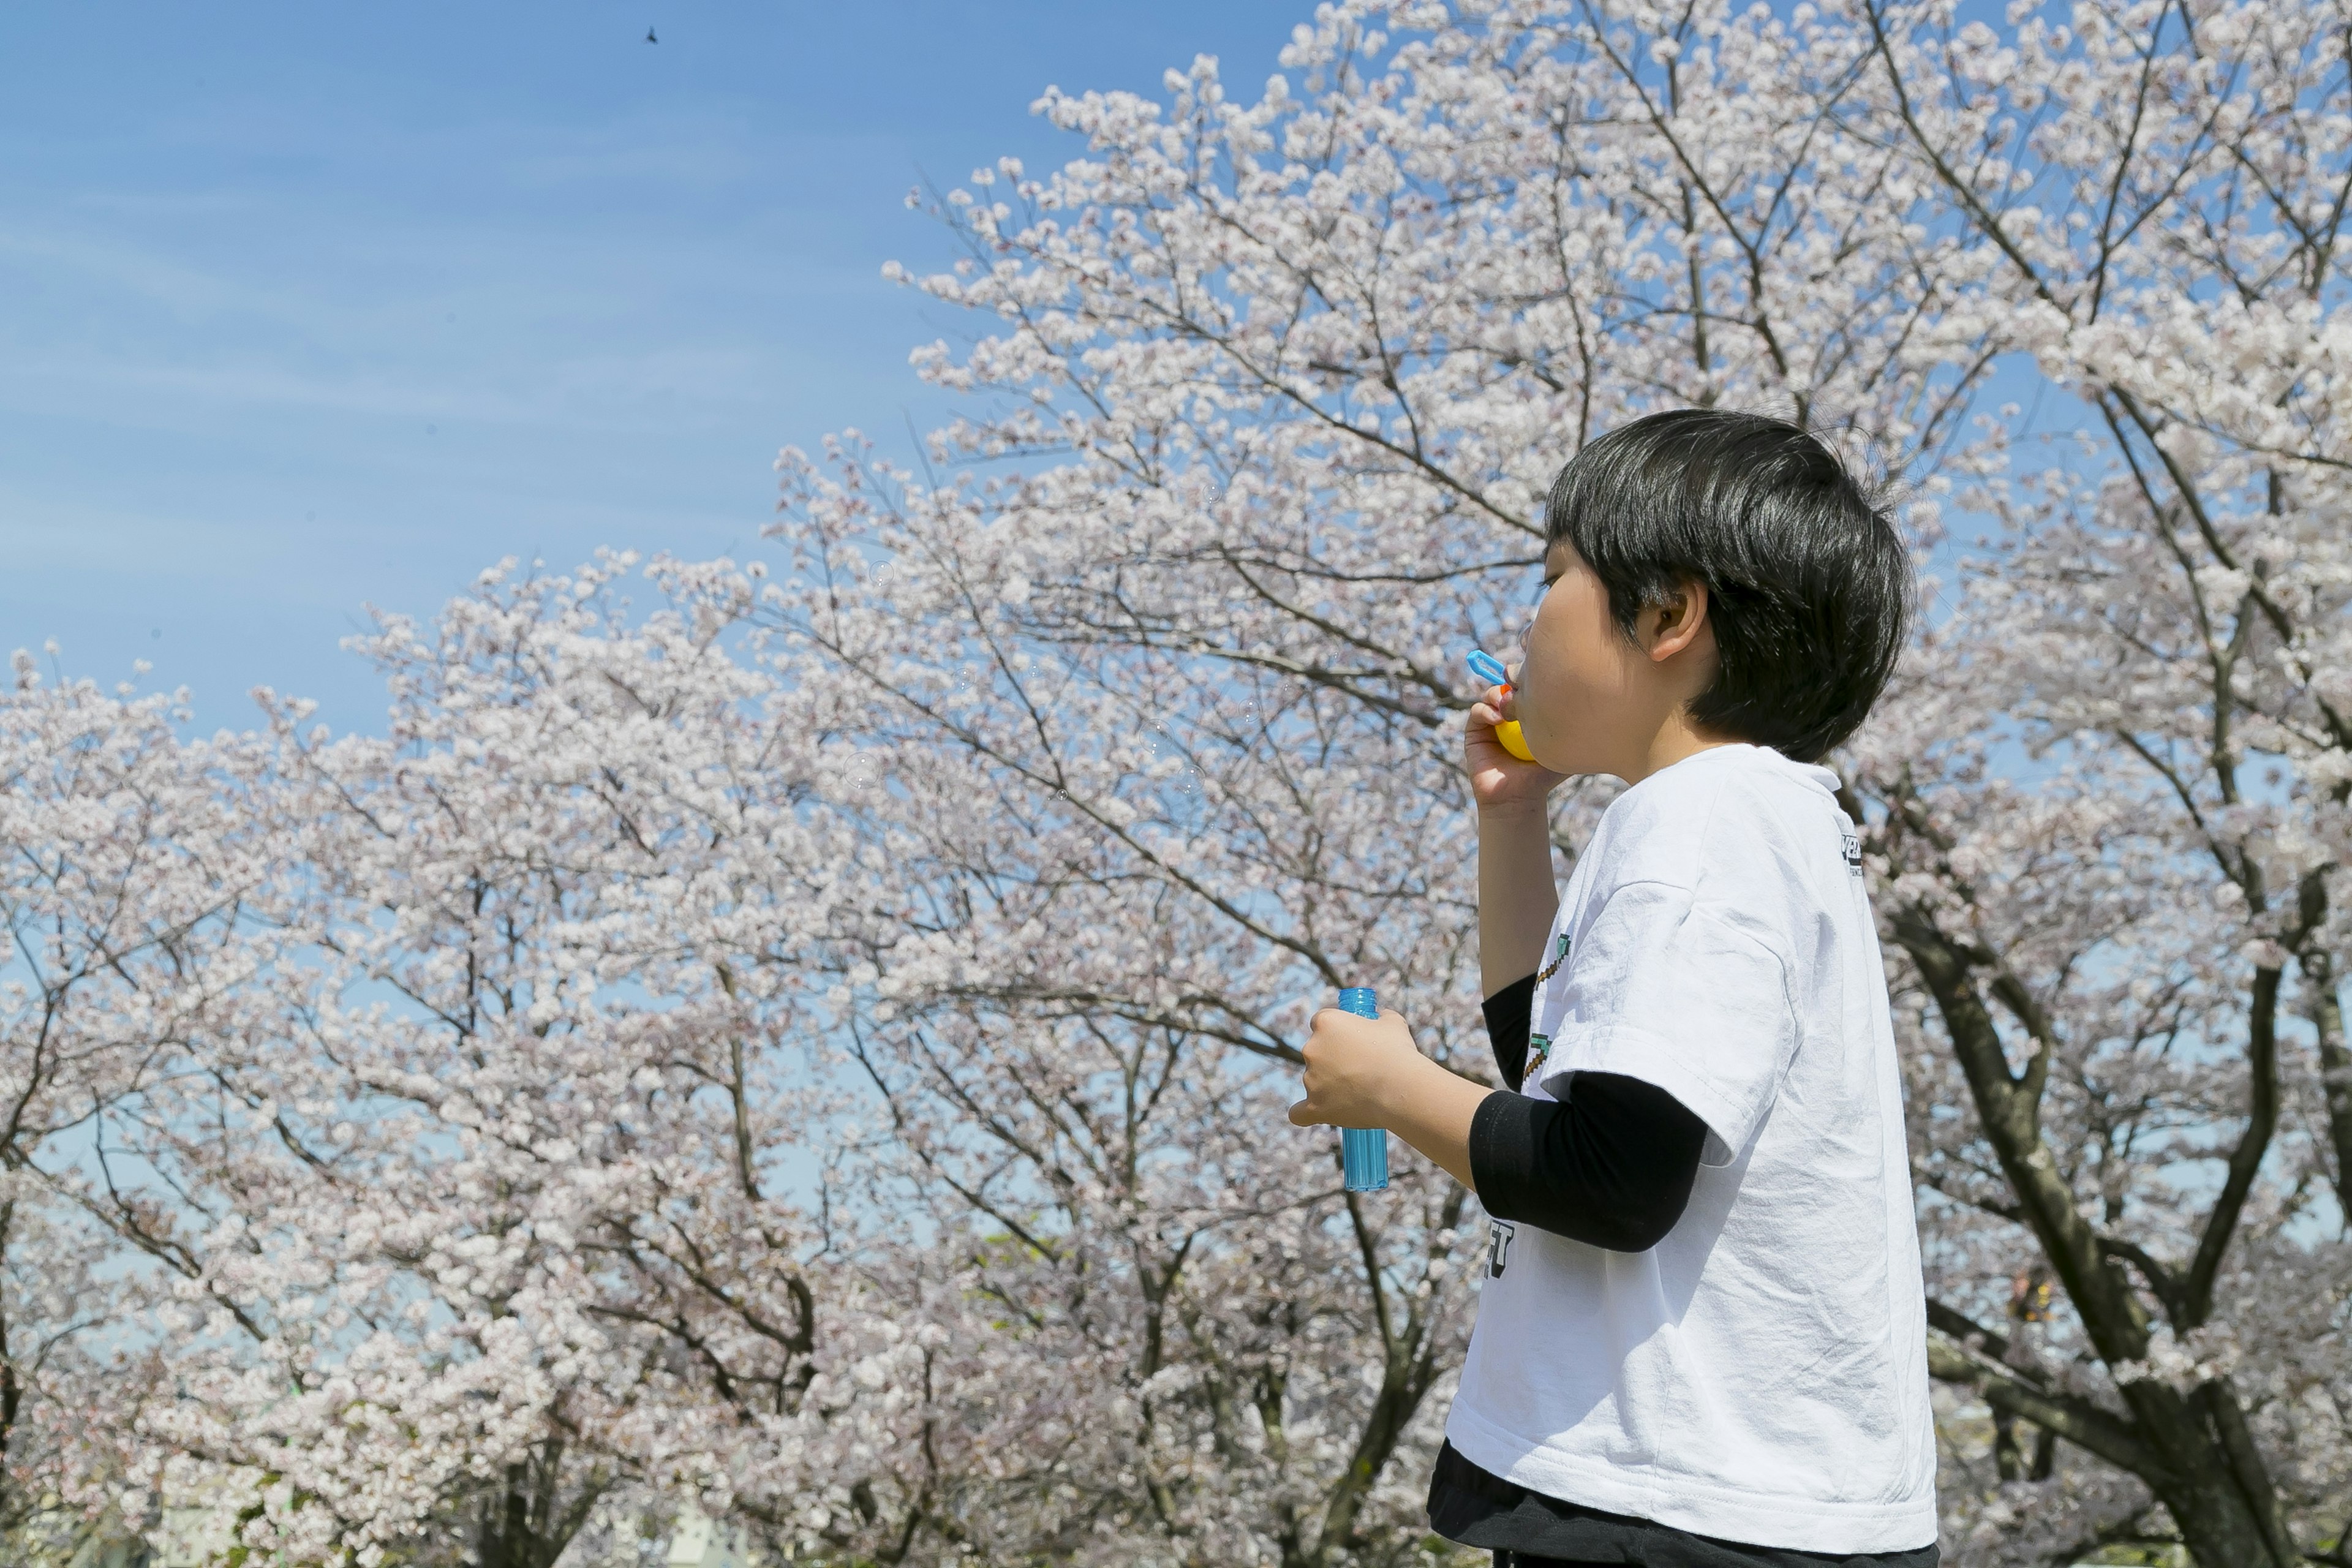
[1509,537,1718,780]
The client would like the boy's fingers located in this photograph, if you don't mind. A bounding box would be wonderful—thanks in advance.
[1287,1098,1319,1127]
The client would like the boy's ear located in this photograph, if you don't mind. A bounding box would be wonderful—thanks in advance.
[1645,579,1711,663]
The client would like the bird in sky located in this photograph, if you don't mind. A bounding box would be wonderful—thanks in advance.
[646,26,658,43]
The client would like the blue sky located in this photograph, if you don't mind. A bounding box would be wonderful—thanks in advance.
[2,1,1302,735]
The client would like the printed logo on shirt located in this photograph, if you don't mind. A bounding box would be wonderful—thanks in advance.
[1524,1033,1552,1079]
[1487,1219,1517,1279]
[1841,830,1863,877]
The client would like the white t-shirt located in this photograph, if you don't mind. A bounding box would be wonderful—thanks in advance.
[1446,742,1937,1553]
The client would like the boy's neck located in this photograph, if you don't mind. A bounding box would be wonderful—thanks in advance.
[1620,712,1738,786]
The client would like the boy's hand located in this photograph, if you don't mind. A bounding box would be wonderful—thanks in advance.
[1287,1005,1427,1131]
[1289,1005,1493,1191]
[1466,673,1569,810]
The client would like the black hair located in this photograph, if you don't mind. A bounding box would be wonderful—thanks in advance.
[1542,408,1912,764]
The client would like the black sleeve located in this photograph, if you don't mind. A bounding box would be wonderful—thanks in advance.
[1469,1071,1708,1253]
[1480,973,1539,1091]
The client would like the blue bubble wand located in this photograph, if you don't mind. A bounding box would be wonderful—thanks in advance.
[1466,649,1537,762]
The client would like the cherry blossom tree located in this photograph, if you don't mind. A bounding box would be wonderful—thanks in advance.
[9,2,2350,1566]
[1839,3,2352,1562]
[0,660,258,1557]
[765,1,2352,1562]
[0,566,965,1567]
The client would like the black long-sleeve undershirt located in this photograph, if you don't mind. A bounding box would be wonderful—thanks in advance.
[1469,971,1706,1252]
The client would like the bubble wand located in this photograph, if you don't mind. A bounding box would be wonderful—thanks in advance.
[1333,986,1389,1191]
[1466,649,1537,762]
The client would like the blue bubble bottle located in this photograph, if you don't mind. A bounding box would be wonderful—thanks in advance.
[1335,986,1389,1191]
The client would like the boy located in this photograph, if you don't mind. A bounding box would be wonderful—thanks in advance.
[1288,409,1937,1566]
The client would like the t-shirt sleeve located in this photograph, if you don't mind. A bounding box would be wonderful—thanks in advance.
[1532,879,1798,1167]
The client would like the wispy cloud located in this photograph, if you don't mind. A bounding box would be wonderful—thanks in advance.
[0,342,790,432]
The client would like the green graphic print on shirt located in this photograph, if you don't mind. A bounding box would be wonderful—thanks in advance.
[1525,933,1570,1079]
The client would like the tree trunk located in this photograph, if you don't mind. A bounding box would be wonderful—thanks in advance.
[1292,1185,1469,1568]
[2298,944,2352,1216]
[1894,910,2296,1567]
[469,1437,602,1568]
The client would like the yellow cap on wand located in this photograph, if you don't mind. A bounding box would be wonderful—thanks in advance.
[1466,649,1537,762]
